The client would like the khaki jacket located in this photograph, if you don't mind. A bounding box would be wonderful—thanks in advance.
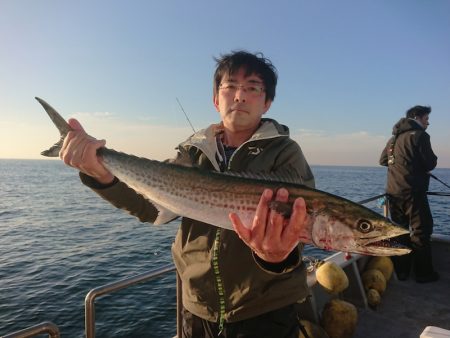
[80,118,315,323]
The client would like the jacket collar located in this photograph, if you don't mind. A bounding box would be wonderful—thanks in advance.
[178,118,289,170]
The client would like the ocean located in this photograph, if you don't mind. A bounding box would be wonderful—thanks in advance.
[1,160,449,337]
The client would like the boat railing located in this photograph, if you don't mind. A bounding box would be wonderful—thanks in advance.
[0,322,60,338]
[85,264,177,338]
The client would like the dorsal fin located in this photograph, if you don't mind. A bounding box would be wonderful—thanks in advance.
[168,147,197,168]
[220,166,304,185]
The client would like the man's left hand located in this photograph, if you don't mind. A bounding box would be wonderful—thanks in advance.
[229,188,307,263]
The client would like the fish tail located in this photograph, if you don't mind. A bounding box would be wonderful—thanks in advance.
[36,97,73,157]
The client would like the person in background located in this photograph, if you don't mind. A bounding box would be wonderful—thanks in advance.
[59,50,315,337]
[380,105,438,283]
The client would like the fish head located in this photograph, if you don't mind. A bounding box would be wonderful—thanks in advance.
[309,200,411,256]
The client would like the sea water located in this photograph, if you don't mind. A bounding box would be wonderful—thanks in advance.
[1,160,449,337]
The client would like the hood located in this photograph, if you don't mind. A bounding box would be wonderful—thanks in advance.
[392,117,424,136]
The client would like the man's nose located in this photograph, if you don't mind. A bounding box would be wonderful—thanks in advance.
[233,87,247,102]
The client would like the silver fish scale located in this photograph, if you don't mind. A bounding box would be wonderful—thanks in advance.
[101,148,264,229]
[92,149,411,255]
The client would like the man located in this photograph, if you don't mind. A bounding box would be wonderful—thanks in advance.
[60,50,315,337]
[380,105,438,283]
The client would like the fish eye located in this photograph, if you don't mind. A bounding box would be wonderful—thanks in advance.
[357,219,373,233]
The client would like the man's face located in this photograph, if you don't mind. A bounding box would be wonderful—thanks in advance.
[417,114,430,130]
[213,67,272,133]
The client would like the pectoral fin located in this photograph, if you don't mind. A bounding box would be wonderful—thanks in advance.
[151,201,180,225]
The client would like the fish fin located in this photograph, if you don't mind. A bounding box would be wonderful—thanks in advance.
[152,202,180,225]
[269,201,293,217]
[220,166,305,185]
[165,147,196,168]
[176,148,194,167]
[36,97,73,158]
[41,137,66,157]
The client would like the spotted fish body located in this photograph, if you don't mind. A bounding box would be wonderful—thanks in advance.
[37,97,411,256]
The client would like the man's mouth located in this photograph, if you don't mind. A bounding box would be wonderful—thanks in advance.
[229,106,248,114]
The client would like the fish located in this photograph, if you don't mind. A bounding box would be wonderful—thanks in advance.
[36,97,411,256]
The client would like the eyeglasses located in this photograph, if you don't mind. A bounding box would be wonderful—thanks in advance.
[219,82,265,97]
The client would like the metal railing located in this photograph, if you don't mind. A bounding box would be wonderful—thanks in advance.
[84,264,176,338]
[1,265,178,338]
[1,322,60,338]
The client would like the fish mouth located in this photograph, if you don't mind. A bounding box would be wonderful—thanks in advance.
[363,234,411,256]
[366,238,409,250]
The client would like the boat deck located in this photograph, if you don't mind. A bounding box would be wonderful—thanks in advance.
[354,236,450,338]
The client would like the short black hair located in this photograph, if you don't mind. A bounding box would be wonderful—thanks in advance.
[213,50,277,103]
[406,105,431,118]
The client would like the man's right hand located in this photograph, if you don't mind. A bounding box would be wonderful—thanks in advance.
[60,118,115,185]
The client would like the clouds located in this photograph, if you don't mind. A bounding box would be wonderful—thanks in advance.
[292,128,450,168]
[2,114,449,168]
[88,118,192,160]
[0,113,192,161]
[72,111,115,119]
[292,129,392,167]
[66,112,195,160]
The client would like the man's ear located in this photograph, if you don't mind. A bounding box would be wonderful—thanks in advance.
[262,100,272,114]
[213,95,220,112]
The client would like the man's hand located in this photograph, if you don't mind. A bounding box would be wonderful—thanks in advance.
[229,188,307,263]
[59,118,114,185]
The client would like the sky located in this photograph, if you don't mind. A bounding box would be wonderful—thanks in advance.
[1,0,449,167]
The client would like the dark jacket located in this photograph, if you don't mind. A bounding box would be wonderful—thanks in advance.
[80,118,315,324]
[380,118,437,195]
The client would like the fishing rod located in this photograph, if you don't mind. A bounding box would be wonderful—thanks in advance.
[429,173,450,190]
[427,192,450,197]
[357,193,386,205]
[176,97,196,133]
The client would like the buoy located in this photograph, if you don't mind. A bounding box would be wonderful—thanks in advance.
[366,288,381,308]
[316,261,349,294]
[361,269,386,294]
[321,299,358,338]
[366,256,394,281]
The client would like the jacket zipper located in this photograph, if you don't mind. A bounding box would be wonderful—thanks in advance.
[212,228,225,335]
[212,148,232,336]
